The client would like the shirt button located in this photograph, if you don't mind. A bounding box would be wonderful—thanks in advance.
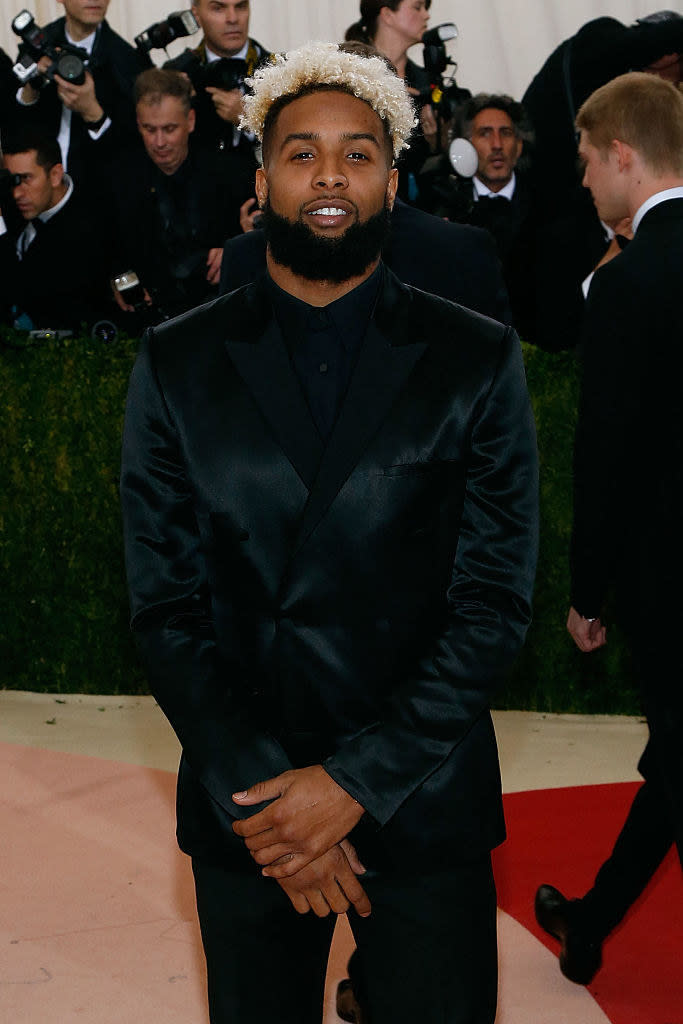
[319,362,328,373]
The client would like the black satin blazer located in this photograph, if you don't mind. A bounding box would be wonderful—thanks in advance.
[121,268,539,870]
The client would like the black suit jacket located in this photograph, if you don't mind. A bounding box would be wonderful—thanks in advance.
[0,190,114,329]
[220,199,511,323]
[571,198,683,629]
[121,267,538,871]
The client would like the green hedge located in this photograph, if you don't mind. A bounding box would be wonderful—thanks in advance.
[0,328,638,712]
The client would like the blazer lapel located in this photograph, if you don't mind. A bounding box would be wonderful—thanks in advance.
[224,284,323,490]
[292,271,427,554]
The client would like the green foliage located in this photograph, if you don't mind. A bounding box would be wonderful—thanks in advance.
[0,329,639,711]
[0,327,147,694]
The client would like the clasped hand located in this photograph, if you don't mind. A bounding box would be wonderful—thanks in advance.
[232,765,371,918]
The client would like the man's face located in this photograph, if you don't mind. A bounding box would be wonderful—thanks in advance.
[57,0,110,33]
[137,96,196,176]
[258,90,397,238]
[256,90,398,283]
[470,108,522,191]
[578,131,629,225]
[192,0,250,58]
[4,151,63,221]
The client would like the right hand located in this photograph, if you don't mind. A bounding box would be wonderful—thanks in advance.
[20,56,52,103]
[239,197,262,233]
[277,839,371,918]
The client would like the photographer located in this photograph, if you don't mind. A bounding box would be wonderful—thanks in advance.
[426,94,538,340]
[345,1,468,207]
[107,69,248,325]
[0,130,114,331]
[12,1,148,200]
[164,0,270,209]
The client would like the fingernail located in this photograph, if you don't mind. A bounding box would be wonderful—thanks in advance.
[233,791,247,800]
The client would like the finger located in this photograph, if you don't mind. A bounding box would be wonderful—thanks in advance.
[321,880,350,915]
[339,838,366,875]
[281,886,310,915]
[262,852,316,878]
[232,812,273,837]
[336,868,371,917]
[232,777,285,805]
[307,889,331,918]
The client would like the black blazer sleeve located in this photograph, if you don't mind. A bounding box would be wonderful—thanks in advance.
[121,330,294,820]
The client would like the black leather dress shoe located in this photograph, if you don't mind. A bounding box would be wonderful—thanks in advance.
[534,884,603,985]
[336,977,366,1023]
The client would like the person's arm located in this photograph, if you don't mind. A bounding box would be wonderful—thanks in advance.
[570,262,635,619]
[121,329,295,813]
[233,328,539,875]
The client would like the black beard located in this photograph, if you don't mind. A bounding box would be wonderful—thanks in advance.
[260,197,392,284]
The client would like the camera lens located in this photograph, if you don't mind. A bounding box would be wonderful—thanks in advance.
[91,320,118,343]
[56,53,85,85]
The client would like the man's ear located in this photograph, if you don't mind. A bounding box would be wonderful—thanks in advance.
[255,167,268,207]
[386,167,399,210]
[613,139,633,173]
[49,162,65,189]
[188,108,196,134]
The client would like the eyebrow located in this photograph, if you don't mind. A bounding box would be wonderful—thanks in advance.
[280,131,381,150]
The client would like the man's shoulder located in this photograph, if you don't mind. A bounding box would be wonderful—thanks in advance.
[380,268,511,368]
[95,19,140,56]
[147,286,255,355]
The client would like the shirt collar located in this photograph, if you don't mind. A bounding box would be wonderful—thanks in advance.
[64,26,97,56]
[205,40,249,63]
[37,174,74,224]
[632,186,683,233]
[266,263,383,350]
[473,171,516,201]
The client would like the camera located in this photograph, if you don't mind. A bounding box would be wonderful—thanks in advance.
[112,270,171,326]
[414,23,470,126]
[12,9,87,88]
[172,50,249,93]
[134,10,199,56]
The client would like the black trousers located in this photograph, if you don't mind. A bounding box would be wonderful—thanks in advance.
[192,853,498,1024]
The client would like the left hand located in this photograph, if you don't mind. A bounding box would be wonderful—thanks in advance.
[54,71,103,123]
[232,765,365,877]
[206,247,223,285]
[567,606,607,652]
[205,86,244,125]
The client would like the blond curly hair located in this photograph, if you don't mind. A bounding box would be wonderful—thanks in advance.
[241,41,417,159]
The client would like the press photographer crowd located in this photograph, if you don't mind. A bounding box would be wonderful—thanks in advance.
[1,1,682,347]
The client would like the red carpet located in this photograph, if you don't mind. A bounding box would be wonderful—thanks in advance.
[494,783,682,1024]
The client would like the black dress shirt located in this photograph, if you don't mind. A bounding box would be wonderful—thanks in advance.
[266,265,382,442]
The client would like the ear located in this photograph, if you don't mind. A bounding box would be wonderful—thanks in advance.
[612,139,633,172]
[188,108,196,134]
[255,166,268,207]
[386,167,399,210]
[49,163,64,189]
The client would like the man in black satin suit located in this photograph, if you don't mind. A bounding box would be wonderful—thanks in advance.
[535,71,683,987]
[121,42,538,1024]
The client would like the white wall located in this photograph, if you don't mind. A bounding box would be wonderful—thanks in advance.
[1,1,681,100]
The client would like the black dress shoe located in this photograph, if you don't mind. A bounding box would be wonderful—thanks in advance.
[534,884,603,985]
[336,977,366,1023]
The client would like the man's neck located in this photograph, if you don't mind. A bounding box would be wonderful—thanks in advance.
[628,174,683,219]
[265,252,380,307]
[65,16,101,43]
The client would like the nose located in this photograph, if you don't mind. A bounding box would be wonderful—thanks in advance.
[314,158,348,191]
